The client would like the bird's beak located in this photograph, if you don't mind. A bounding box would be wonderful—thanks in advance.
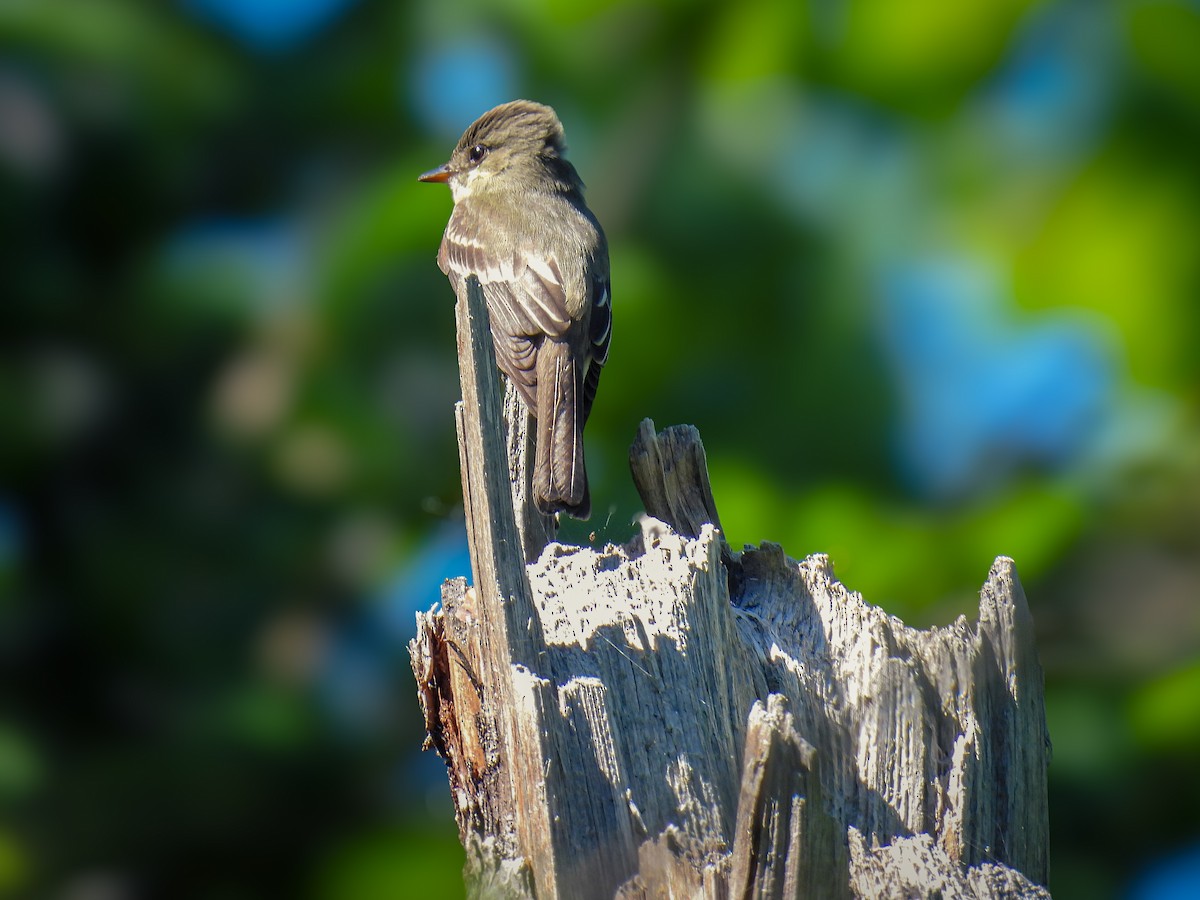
[418,163,451,184]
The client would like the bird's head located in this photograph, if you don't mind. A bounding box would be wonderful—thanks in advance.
[418,100,580,202]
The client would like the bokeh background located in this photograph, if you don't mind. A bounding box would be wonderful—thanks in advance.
[3,0,1199,897]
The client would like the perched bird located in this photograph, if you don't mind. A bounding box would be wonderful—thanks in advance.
[419,100,611,519]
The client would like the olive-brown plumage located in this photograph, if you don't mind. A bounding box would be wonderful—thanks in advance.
[419,100,610,518]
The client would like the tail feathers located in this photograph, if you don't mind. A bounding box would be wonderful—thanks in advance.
[534,341,590,519]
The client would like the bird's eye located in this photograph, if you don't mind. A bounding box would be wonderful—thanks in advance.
[468,144,488,164]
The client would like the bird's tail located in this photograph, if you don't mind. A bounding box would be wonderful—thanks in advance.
[534,340,590,519]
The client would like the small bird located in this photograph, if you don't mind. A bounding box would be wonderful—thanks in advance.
[419,100,611,519]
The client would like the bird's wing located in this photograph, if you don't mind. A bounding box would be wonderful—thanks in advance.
[439,211,577,406]
[581,275,610,423]
[439,215,573,337]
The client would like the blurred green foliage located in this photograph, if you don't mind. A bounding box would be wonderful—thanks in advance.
[2,0,1199,897]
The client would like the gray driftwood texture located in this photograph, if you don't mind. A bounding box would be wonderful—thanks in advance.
[409,277,1052,899]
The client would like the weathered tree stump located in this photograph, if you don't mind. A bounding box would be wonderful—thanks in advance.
[409,277,1052,899]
